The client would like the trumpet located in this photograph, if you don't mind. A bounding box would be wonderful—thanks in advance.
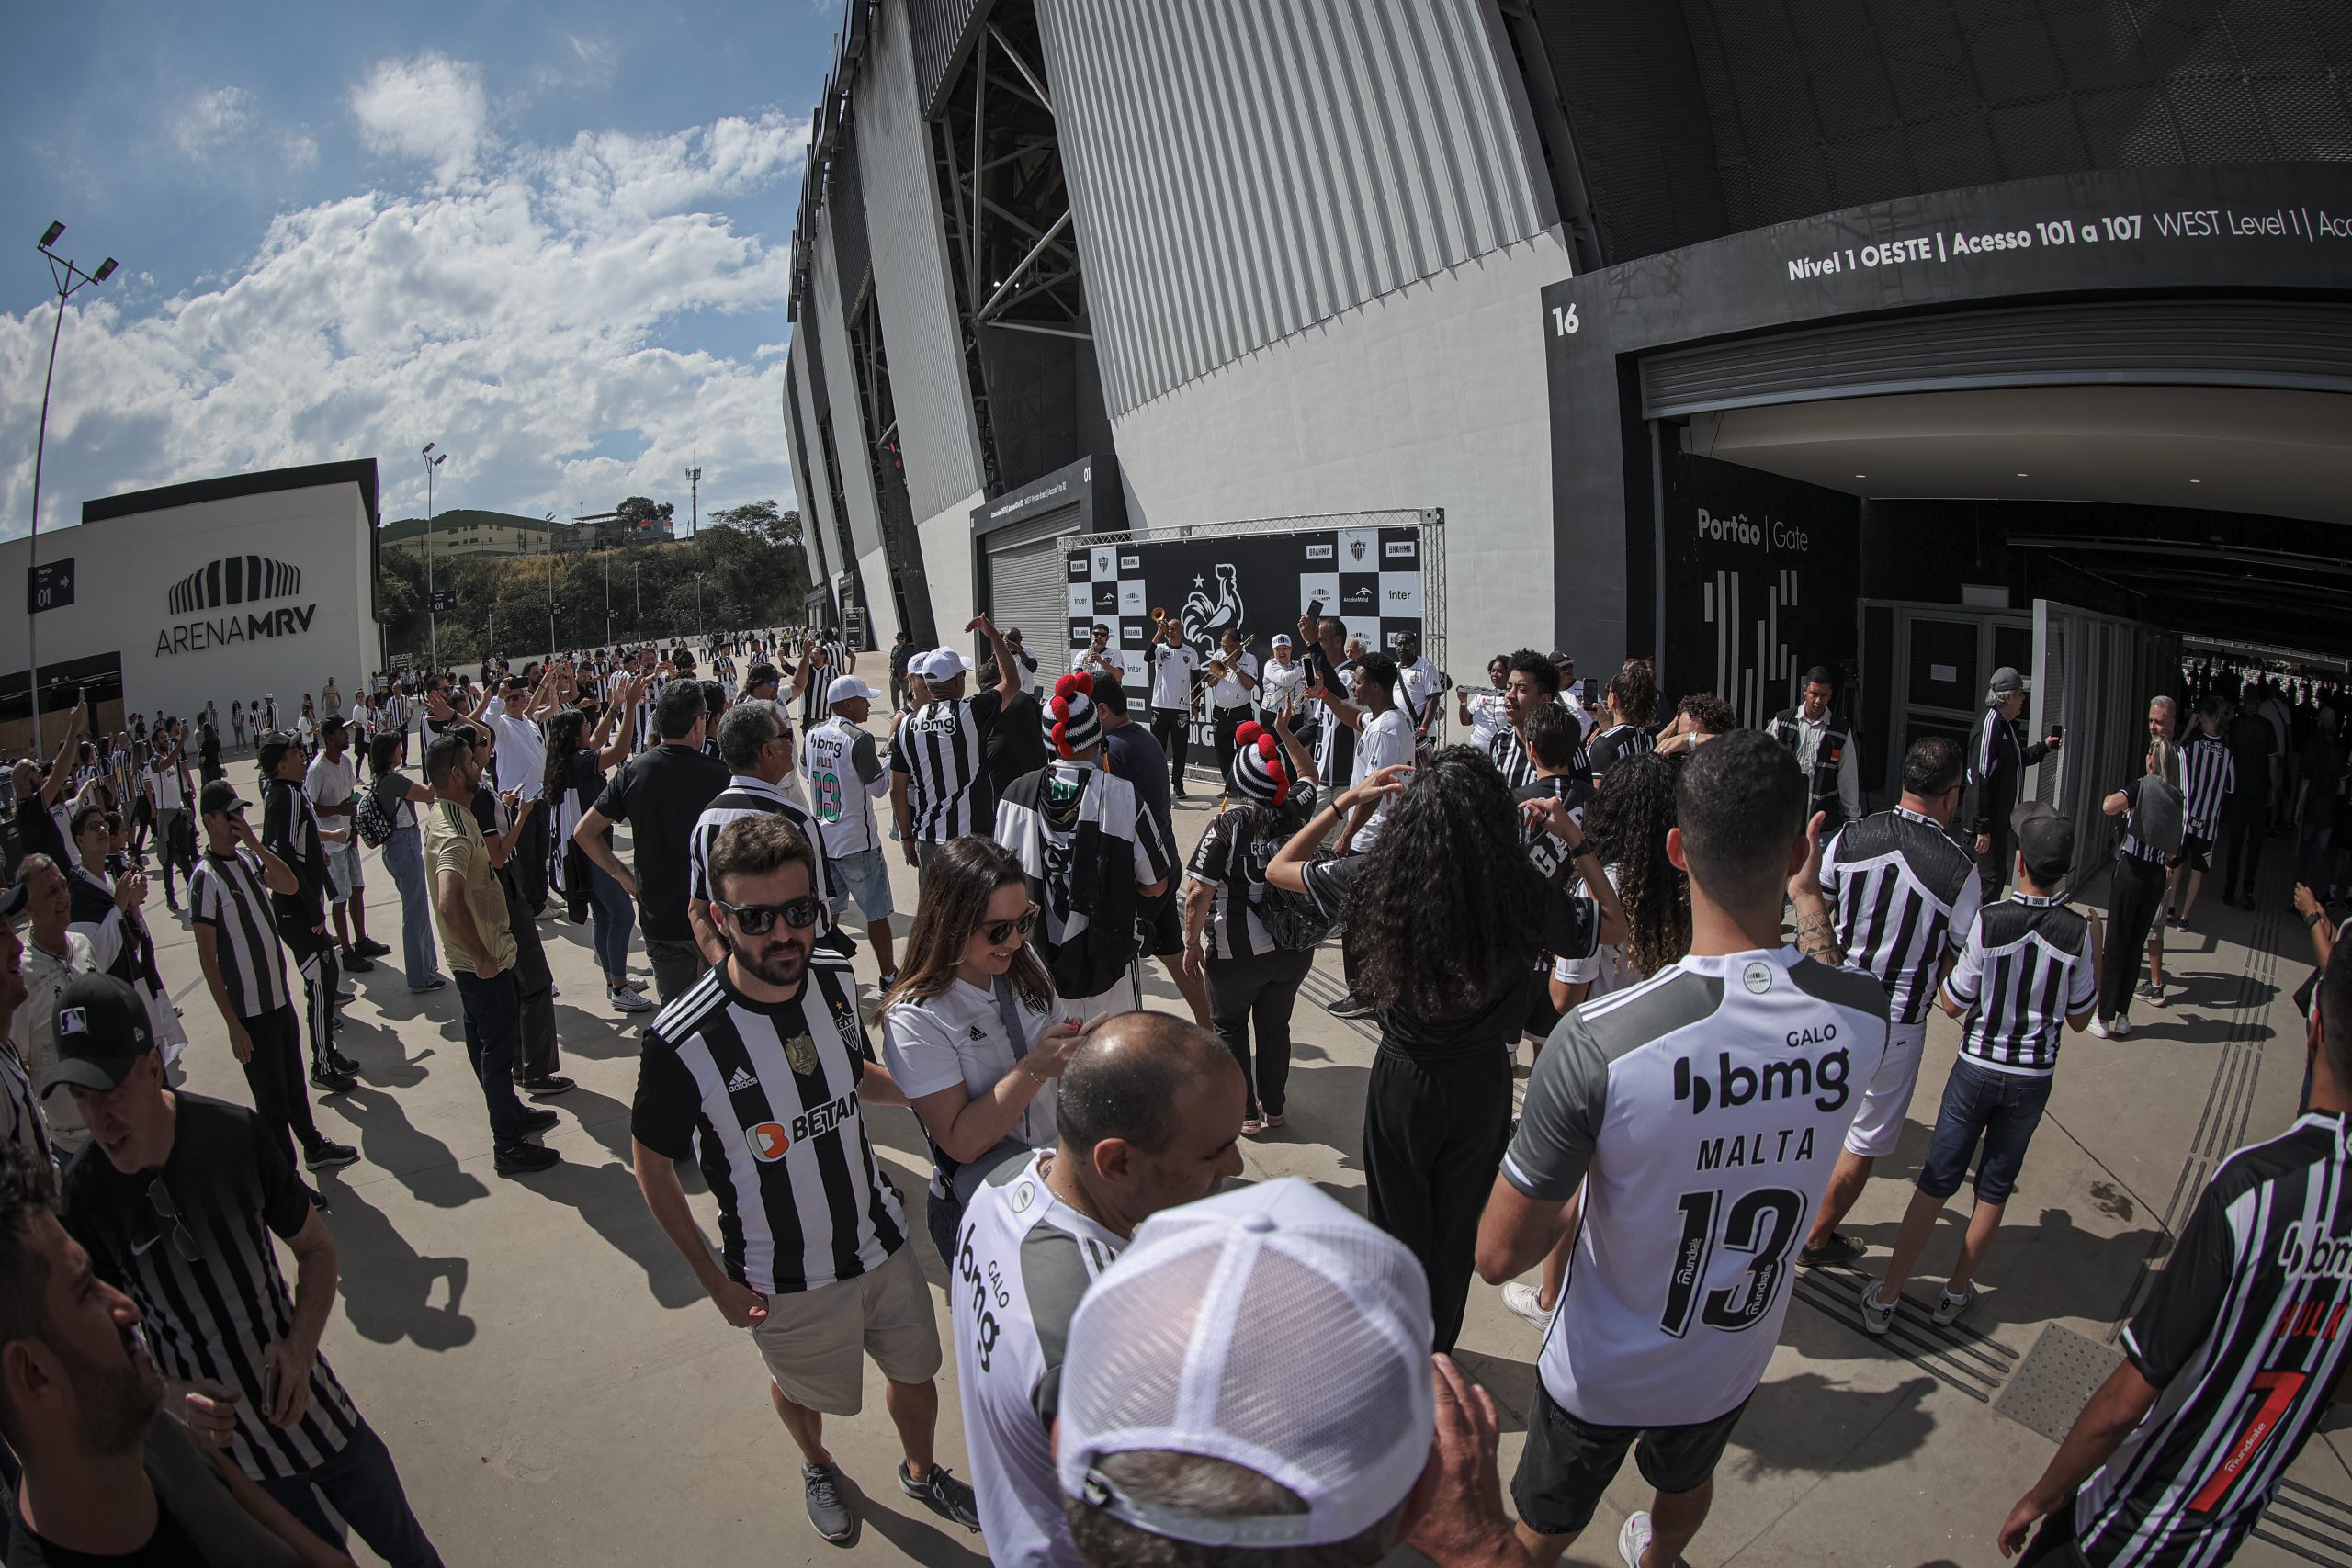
[1205,634,1255,684]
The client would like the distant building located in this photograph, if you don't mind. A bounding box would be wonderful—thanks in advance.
[380,510,553,559]
[552,512,676,553]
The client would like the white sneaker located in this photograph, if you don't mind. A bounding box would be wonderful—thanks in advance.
[2086,1016,2112,1039]
[2109,1015,2132,1039]
[1931,1287,1973,1326]
[610,987,656,1014]
[1500,1281,1552,1331]
[1617,1510,1655,1568]
[1858,1279,1896,1336]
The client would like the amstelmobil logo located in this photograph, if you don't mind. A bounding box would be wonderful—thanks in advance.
[156,553,319,657]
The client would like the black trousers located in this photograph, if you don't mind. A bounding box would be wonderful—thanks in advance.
[1210,705,1253,790]
[2219,792,2265,901]
[1363,1044,1515,1354]
[513,807,551,913]
[279,919,340,1072]
[1206,948,1314,1119]
[240,1004,322,1168]
[2100,853,2168,1021]
[1975,823,2012,908]
[499,866,560,1080]
[1151,706,1192,795]
[644,935,708,1004]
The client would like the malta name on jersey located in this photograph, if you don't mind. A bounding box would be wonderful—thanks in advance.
[1506,949,1889,1427]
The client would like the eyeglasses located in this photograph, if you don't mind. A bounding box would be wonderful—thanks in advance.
[972,904,1040,946]
[145,1179,202,1263]
[716,896,824,934]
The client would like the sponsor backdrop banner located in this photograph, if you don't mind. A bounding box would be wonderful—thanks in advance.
[1662,451,1860,729]
[1066,525,1424,696]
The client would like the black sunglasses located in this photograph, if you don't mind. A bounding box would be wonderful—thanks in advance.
[716,896,824,935]
[145,1179,202,1263]
[973,904,1040,946]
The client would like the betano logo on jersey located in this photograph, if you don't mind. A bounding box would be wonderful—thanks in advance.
[1673,1029,1851,1116]
[746,1090,861,1162]
[749,1122,792,1161]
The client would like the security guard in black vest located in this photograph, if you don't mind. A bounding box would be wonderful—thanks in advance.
[1769,666,1862,831]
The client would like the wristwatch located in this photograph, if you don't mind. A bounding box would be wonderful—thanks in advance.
[2308,908,2326,931]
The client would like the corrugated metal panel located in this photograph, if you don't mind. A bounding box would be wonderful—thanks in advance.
[807,203,888,565]
[1641,300,2352,419]
[909,0,989,117]
[781,345,832,595]
[982,502,1083,657]
[859,4,987,524]
[1035,0,1547,417]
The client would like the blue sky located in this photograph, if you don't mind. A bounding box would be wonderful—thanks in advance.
[0,0,845,537]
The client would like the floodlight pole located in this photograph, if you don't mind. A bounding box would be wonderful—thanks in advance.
[27,224,117,753]
[422,445,447,675]
[545,512,557,660]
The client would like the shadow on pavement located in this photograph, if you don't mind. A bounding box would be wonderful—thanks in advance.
[848,1481,991,1568]
[513,1156,704,1309]
[324,1184,477,1351]
[550,1082,638,1167]
[1732,1371,1939,1477]
[335,1085,492,1210]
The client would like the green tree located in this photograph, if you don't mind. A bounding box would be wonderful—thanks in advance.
[615,496,675,527]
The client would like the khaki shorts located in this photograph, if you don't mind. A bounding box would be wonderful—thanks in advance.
[748,1242,941,1415]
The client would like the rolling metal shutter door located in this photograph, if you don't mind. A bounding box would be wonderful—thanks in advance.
[984,503,1086,656]
[1641,299,2352,420]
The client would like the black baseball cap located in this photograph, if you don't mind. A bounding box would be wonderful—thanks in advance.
[41,972,155,1099]
[199,778,249,817]
[319,713,346,733]
[255,729,299,772]
[2011,800,2075,880]
[746,663,782,690]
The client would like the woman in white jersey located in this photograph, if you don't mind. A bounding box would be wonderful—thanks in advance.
[881,838,1087,1265]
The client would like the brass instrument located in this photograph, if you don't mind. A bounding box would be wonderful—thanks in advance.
[1204,634,1255,685]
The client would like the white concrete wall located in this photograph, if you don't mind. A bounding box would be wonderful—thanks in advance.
[0,478,375,736]
[916,489,985,654]
[1101,230,1571,674]
[854,547,900,651]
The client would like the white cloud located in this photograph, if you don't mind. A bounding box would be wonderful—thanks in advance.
[349,52,488,185]
[0,97,815,543]
[174,85,320,172]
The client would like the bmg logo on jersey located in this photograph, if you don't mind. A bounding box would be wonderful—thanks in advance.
[1674,1034,1851,1115]
[2277,1218,2352,1280]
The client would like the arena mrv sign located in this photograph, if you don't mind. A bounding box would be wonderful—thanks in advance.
[153,552,321,658]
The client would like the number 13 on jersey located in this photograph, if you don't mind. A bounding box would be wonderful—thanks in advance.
[1660,1187,1806,1337]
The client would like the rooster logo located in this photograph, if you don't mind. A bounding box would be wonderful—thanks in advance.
[1181,563,1244,656]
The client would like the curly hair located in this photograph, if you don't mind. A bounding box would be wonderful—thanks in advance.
[542,707,588,804]
[1608,658,1657,727]
[1343,746,1546,1018]
[1585,751,1690,980]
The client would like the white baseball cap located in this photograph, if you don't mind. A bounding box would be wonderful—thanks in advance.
[826,674,882,706]
[1271,635,1293,649]
[1056,1179,1434,1548]
[912,648,973,682]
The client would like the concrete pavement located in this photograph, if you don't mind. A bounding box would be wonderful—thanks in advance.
[124,757,2350,1565]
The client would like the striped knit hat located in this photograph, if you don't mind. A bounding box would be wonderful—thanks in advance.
[1230,721,1293,805]
[1046,671,1103,759]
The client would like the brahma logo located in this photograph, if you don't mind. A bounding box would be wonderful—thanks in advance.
[749,1122,793,1162]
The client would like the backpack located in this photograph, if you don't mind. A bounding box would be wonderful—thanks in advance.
[1258,872,1337,951]
[355,784,397,849]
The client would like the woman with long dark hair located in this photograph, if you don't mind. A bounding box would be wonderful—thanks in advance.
[543,683,644,1011]
[1268,745,1624,1352]
[1582,656,1659,784]
[881,836,1085,1263]
[1182,716,1319,1134]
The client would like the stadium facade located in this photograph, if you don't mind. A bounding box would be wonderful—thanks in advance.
[781,0,2351,817]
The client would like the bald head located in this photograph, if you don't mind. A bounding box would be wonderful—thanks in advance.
[1056,1011,1235,1157]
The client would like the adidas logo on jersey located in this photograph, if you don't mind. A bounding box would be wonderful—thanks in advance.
[967,1025,988,1043]
[1673,1041,1851,1116]
[726,1067,758,1093]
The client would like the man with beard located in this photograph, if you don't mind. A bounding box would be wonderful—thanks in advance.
[631,815,978,1546]
[40,973,441,1564]
[1,1141,347,1564]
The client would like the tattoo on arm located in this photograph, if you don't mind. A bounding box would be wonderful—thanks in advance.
[1794,908,1845,966]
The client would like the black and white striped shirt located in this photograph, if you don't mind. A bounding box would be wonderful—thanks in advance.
[890,690,1006,843]
[1312,659,1361,788]
[1184,794,1317,960]
[2178,734,2234,838]
[995,762,1179,979]
[2070,1111,2352,1567]
[1819,807,1983,1025]
[1939,892,2098,1074]
[629,959,907,1295]
[1582,721,1651,786]
[800,640,845,729]
[1487,722,1537,791]
[188,846,293,1019]
[62,1094,363,1480]
[685,777,834,935]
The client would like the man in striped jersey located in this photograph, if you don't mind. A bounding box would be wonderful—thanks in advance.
[256,732,357,1096]
[188,780,357,1179]
[1486,649,1560,794]
[1801,737,1980,1269]
[1863,801,2099,1333]
[2168,695,2235,931]
[890,618,1023,872]
[686,702,842,972]
[50,972,443,1565]
[790,626,854,733]
[1999,942,2352,1566]
[997,674,1178,1021]
[630,815,978,1545]
[953,1012,1246,1568]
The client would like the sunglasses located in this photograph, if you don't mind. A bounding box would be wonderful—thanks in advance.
[145,1179,202,1263]
[716,896,824,935]
[973,904,1040,946]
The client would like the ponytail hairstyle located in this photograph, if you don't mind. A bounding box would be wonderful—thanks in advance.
[1608,657,1658,727]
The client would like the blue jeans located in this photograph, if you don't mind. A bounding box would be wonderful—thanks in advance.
[453,969,526,1149]
[1917,1057,2052,1205]
[587,858,635,983]
[2298,822,2335,889]
[380,825,443,987]
[255,1421,443,1568]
